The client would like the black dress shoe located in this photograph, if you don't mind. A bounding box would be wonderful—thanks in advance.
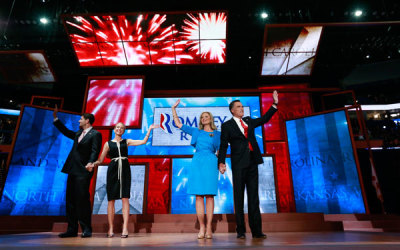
[252,233,267,239]
[81,231,92,238]
[58,231,78,238]
[236,233,246,239]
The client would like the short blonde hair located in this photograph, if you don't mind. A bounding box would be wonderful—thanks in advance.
[199,112,217,131]
[114,122,126,131]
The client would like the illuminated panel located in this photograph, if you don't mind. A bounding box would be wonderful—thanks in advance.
[84,78,143,128]
[130,158,171,214]
[93,165,146,214]
[0,51,56,83]
[286,110,366,213]
[0,106,81,215]
[171,157,276,214]
[261,87,312,141]
[72,43,103,66]
[265,142,295,212]
[114,96,262,156]
[261,26,322,75]
[63,12,227,66]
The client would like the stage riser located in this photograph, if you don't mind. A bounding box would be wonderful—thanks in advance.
[52,213,343,233]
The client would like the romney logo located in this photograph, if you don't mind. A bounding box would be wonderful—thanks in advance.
[160,113,173,134]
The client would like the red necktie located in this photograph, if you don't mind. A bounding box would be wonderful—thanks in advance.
[240,119,253,151]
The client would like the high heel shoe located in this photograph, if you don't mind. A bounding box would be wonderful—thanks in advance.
[121,234,128,238]
[205,234,213,239]
[106,233,114,238]
[197,232,205,239]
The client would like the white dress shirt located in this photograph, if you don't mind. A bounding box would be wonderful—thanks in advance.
[232,116,247,135]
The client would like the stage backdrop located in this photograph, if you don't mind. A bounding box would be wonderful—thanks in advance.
[0,106,80,215]
[113,96,263,156]
[171,157,277,214]
[286,110,366,214]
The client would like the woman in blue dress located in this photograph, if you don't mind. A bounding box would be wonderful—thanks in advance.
[172,99,220,239]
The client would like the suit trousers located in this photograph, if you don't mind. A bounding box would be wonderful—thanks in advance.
[66,174,93,233]
[232,151,262,235]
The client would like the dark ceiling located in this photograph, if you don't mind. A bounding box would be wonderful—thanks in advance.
[0,0,400,112]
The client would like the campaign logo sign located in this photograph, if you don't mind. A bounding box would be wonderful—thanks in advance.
[153,107,250,146]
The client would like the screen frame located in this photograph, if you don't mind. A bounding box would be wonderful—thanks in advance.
[284,107,370,214]
[61,10,229,67]
[30,96,64,109]
[260,23,324,77]
[91,162,149,214]
[168,154,278,214]
[82,75,145,129]
[0,50,57,83]
[0,104,81,201]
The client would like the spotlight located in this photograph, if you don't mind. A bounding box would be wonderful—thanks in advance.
[40,17,48,24]
[354,10,363,17]
[366,55,370,59]
[261,12,268,19]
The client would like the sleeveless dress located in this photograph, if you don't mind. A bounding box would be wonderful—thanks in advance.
[181,125,220,195]
[107,139,131,201]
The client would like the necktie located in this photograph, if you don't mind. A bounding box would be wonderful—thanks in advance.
[240,119,253,151]
[78,130,86,143]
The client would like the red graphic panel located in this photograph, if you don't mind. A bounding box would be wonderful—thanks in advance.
[65,16,97,43]
[97,42,128,66]
[200,40,226,64]
[72,43,103,66]
[266,142,296,212]
[149,40,176,64]
[91,16,122,42]
[84,78,144,128]
[129,158,171,214]
[261,86,312,141]
[174,40,201,64]
[123,42,151,65]
[63,12,227,66]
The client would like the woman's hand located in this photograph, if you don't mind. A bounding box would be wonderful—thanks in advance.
[172,99,180,109]
[149,124,160,130]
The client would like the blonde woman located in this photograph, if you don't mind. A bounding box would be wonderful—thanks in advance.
[90,123,158,238]
[171,99,220,239]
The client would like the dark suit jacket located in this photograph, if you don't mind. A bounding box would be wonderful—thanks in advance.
[218,106,277,170]
[54,119,102,176]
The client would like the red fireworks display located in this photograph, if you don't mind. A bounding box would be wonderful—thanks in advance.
[84,78,144,127]
[64,12,227,66]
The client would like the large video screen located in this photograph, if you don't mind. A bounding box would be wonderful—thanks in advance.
[84,77,144,128]
[0,51,56,83]
[63,12,227,66]
[171,157,276,214]
[261,26,323,76]
[92,164,146,214]
[113,96,263,156]
[286,110,366,214]
[0,106,81,215]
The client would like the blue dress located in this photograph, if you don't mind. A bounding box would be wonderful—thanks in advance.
[181,124,221,196]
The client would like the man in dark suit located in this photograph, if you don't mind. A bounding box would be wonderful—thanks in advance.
[53,106,102,238]
[218,90,278,239]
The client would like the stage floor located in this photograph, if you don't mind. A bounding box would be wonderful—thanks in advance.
[1,232,400,249]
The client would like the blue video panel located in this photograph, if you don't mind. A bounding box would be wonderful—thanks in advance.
[286,110,366,214]
[112,96,263,156]
[171,157,276,214]
[0,106,80,215]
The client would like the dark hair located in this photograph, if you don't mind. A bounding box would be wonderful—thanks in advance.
[229,100,241,114]
[82,113,95,125]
